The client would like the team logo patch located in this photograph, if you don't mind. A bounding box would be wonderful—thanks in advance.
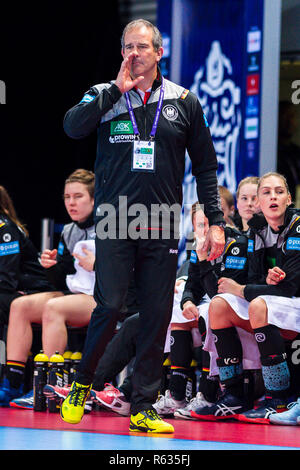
[231,247,240,255]
[3,233,11,242]
[296,225,300,234]
[162,104,178,121]
[80,93,96,104]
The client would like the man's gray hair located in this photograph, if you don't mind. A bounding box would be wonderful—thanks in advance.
[121,19,163,51]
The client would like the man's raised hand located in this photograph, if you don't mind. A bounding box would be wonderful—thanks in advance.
[115,52,144,93]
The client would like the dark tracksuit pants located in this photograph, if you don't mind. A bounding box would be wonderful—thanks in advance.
[76,235,178,414]
[92,312,140,399]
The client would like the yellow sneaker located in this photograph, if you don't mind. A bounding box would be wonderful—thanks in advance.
[60,381,92,424]
[129,408,174,433]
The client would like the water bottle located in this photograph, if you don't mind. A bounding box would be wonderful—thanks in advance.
[69,351,82,384]
[63,350,72,387]
[33,350,49,412]
[47,351,64,413]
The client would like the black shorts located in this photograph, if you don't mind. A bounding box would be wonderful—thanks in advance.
[0,292,23,326]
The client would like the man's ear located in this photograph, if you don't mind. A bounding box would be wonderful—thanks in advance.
[156,47,164,62]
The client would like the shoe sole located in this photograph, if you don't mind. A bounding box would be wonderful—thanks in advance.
[237,414,270,424]
[129,424,174,433]
[190,411,238,421]
[270,418,298,426]
[9,402,33,410]
[60,408,83,424]
[174,411,194,420]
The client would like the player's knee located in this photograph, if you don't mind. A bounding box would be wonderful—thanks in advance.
[10,296,32,320]
[42,298,61,325]
[209,296,229,325]
[248,297,267,328]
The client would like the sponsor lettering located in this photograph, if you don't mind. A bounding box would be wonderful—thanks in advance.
[110,121,133,135]
[225,256,246,269]
[286,237,300,251]
[0,241,20,256]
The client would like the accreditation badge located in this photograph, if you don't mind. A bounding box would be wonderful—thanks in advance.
[132,140,155,172]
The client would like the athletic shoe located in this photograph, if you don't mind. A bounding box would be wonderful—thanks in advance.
[0,377,24,407]
[191,392,247,421]
[44,384,93,412]
[269,398,300,426]
[10,389,33,409]
[153,390,186,416]
[238,397,287,424]
[129,408,174,433]
[174,392,214,420]
[60,381,92,424]
[92,383,130,416]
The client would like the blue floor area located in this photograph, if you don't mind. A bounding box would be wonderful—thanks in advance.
[0,426,298,451]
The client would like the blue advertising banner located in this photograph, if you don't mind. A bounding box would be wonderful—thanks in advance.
[158,0,264,265]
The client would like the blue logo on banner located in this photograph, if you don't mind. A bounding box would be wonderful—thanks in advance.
[247,239,254,252]
[225,256,246,269]
[0,241,20,256]
[248,53,260,72]
[246,96,259,117]
[286,237,300,251]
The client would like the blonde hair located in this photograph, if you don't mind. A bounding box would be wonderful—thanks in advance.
[64,169,95,199]
[257,172,289,194]
[0,185,28,236]
[218,185,235,208]
[191,202,203,225]
[236,176,259,199]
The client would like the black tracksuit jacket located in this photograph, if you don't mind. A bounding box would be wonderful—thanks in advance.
[63,72,224,229]
[0,214,53,294]
[62,71,224,411]
[244,207,300,302]
[181,226,249,308]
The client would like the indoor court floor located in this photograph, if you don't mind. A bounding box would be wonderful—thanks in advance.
[0,407,299,452]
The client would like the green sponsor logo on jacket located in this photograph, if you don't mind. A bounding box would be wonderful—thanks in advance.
[111,121,133,135]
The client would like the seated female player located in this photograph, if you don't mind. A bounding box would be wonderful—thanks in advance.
[153,177,261,418]
[192,172,300,424]
[0,185,54,328]
[0,169,96,406]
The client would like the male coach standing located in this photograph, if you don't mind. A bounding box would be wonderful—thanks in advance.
[61,19,225,433]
